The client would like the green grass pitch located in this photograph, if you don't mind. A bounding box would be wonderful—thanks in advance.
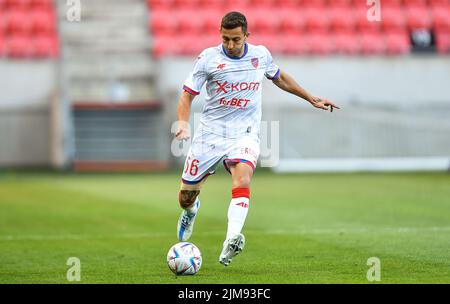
[0,169,449,283]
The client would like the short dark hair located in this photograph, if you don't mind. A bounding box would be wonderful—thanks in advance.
[221,11,248,34]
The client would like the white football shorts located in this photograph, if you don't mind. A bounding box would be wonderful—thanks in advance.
[181,131,260,186]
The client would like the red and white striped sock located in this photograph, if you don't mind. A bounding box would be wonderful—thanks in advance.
[226,188,250,240]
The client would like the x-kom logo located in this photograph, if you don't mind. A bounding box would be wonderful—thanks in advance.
[215,81,260,94]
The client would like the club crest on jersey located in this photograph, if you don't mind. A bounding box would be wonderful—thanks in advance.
[251,57,259,69]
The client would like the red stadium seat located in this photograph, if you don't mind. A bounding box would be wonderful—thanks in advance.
[307,33,335,55]
[355,7,381,33]
[5,9,31,35]
[280,34,309,55]
[173,0,200,8]
[247,0,273,8]
[276,0,301,9]
[329,7,356,34]
[177,9,203,35]
[247,8,277,35]
[0,34,5,57]
[328,0,352,8]
[360,33,386,54]
[435,30,450,53]
[278,8,305,34]
[203,9,223,34]
[429,0,450,7]
[197,0,224,9]
[30,0,54,10]
[432,6,450,31]
[334,32,361,55]
[402,0,427,8]
[5,34,31,58]
[152,35,176,58]
[406,6,432,31]
[30,9,57,34]
[302,0,325,9]
[149,9,177,35]
[304,7,330,33]
[249,34,282,54]
[5,0,29,9]
[177,34,206,56]
[32,34,59,58]
[381,7,407,33]
[385,31,411,55]
[147,0,172,9]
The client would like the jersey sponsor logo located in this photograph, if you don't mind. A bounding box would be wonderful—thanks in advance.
[251,57,259,68]
[219,97,251,108]
[215,81,260,93]
[217,63,226,70]
[236,202,249,208]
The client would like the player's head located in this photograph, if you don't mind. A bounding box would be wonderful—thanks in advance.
[220,11,249,57]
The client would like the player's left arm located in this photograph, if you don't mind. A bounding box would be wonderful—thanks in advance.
[272,70,340,112]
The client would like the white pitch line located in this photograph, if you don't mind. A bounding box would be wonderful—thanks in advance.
[1,227,450,242]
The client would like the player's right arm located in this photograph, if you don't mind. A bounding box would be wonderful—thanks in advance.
[175,91,196,141]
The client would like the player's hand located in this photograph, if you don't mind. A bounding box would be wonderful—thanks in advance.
[311,97,340,112]
[175,121,190,141]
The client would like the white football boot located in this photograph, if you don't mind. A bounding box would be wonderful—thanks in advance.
[219,233,245,266]
[177,199,200,241]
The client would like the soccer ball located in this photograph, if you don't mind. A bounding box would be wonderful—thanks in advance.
[167,242,202,275]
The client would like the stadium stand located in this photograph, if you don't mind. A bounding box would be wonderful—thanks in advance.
[146,0,450,57]
[0,0,59,58]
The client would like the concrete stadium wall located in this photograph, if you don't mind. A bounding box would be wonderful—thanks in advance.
[0,61,58,167]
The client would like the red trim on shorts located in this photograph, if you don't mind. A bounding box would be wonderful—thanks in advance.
[232,187,250,199]
[181,173,211,185]
[223,158,255,174]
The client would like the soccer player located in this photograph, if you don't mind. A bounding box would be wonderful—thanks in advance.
[175,12,339,266]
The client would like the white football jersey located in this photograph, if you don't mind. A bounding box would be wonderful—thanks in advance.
[183,43,280,139]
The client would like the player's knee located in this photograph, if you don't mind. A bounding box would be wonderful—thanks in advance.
[178,190,200,209]
[232,175,251,189]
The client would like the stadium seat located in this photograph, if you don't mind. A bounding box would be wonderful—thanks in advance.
[177,9,203,35]
[247,8,276,35]
[203,9,223,34]
[385,31,411,55]
[32,34,59,58]
[280,34,309,54]
[304,7,330,33]
[406,6,432,31]
[360,33,386,54]
[435,31,450,53]
[5,9,31,35]
[147,0,172,9]
[402,0,427,8]
[173,0,200,8]
[30,0,55,10]
[278,8,305,34]
[177,34,206,56]
[328,0,352,8]
[5,34,31,58]
[250,34,282,54]
[152,35,176,58]
[329,7,356,34]
[5,0,29,9]
[276,0,301,8]
[334,32,361,55]
[381,7,407,33]
[307,33,335,55]
[431,6,450,31]
[149,9,177,35]
[0,34,5,57]
[197,0,224,9]
[355,7,381,33]
[30,9,57,34]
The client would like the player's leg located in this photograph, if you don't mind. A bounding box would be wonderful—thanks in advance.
[177,178,206,242]
[219,161,255,266]
[219,135,259,266]
[177,132,223,241]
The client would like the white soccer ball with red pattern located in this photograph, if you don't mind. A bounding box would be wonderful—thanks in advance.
[167,242,202,275]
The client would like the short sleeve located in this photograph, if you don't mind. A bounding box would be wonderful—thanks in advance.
[263,47,280,80]
[183,51,208,95]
